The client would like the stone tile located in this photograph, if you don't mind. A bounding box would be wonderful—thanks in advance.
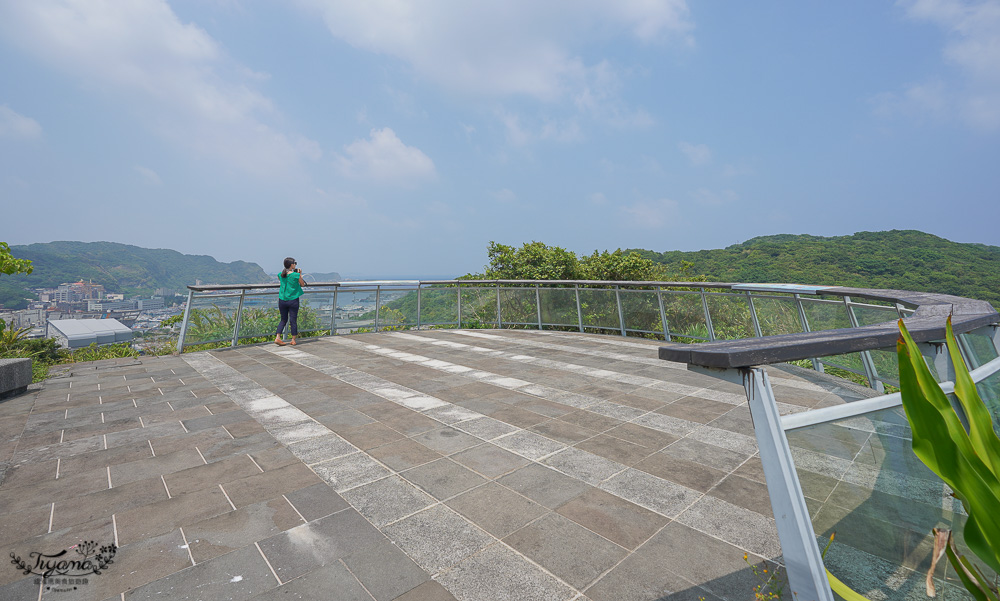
[287,433,357,465]
[90,529,194,600]
[558,410,623,433]
[660,437,750,472]
[281,482,348,522]
[341,475,435,527]
[109,448,205,487]
[675,496,780,558]
[367,438,442,471]
[709,474,773,517]
[311,453,392,493]
[497,463,592,510]
[163,454,263,496]
[221,462,323,507]
[600,469,703,518]
[401,458,487,500]
[492,431,565,461]
[436,542,575,601]
[249,561,373,601]
[125,543,279,600]
[115,486,234,545]
[258,509,385,582]
[590,522,755,601]
[656,397,734,424]
[449,443,529,479]
[505,512,628,590]
[542,448,626,486]
[527,420,599,444]
[446,482,547,538]
[411,427,483,455]
[315,409,376,432]
[248,446,301,471]
[556,487,668,550]
[632,452,728,493]
[51,478,168,531]
[392,580,458,601]
[453,416,519,441]
[382,505,494,575]
[488,405,550,428]
[338,422,407,450]
[575,434,654,466]
[186,497,305,562]
[342,539,430,601]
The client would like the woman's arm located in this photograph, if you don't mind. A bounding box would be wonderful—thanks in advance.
[297,270,307,286]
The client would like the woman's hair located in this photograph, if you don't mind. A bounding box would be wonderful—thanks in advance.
[281,257,296,279]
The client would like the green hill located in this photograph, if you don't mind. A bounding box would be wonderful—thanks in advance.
[0,241,273,309]
[629,230,1000,307]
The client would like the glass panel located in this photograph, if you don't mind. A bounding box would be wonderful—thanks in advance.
[660,291,709,340]
[417,287,459,326]
[787,407,993,600]
[801,298,851,331]
[374,287,415,331]
[578,288,621,332]
[961,330,999,369]
[334,289,376,333]
[237,292,281,339]
[869,348,900,387]
[851,304,900,327]
[539,288,579,328]
[705,293,755,340]
[753,297,805,337]
[817,352,870,388]
[499,287,537,326]
[620,290,662,336]
[460,286,498,328]
[974,367,1000,433]
[183,294,241,345]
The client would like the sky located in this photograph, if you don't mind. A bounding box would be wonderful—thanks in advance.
[1,0,999,279]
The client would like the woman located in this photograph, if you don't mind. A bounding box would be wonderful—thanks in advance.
[275,257,307,346]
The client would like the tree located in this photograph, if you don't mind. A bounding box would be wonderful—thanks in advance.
[0,242,32,276]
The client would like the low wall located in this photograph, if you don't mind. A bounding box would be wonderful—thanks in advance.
[0,358,31,400]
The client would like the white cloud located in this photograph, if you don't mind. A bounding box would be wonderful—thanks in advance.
[0,105,42,139]
[335,127,436,184]
[134,165,162,185]
[590,192,608,205]
[0,1,320,174]
[887,0,1000,129]
[678,141,711,166]
[498,110,583,146]
[299,1,691,101]
[620,198,680,229]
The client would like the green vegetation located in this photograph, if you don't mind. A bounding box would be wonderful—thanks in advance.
[0,241,273,309]
[180,303,324,348]
[629,230,1000,308]
[0,242,33,277]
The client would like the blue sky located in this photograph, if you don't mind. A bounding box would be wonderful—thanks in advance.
[1,1,998,278]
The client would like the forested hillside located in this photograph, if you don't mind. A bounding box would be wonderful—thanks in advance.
[629,230,1000,307]
[0,241,272,308]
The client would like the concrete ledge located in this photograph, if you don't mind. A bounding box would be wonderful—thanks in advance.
[0,358,31,400]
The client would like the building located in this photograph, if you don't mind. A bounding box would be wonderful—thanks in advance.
[137,298,164,311]
[47,318,132,349]
[88,299,135,312]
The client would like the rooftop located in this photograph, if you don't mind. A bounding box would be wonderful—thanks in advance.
[0,328,871,601]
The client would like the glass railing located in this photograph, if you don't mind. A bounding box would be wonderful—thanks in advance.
[176,280,915,391]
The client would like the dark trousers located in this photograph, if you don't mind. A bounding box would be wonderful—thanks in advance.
[277,298,300,336]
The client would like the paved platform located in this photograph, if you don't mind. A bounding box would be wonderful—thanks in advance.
[0,329,871,601]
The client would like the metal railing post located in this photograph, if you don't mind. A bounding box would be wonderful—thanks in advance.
[844,295,883,392]
[535,285,542,330]
[794,294,823,372]
[496,283,502,329]
[176,289,194,354]
[744,367,835,601]
[373,286,381,332]
[457,285,462,328]
[746,291,763,338]
[231,289,246,347]
[417,285,423,330]
[657,288,671,342]
[615,286,626,336]
[575,284,584,333]
[700,288,716,341]
[330,288,338,336]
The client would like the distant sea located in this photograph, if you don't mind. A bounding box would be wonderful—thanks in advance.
[338,274,459,281]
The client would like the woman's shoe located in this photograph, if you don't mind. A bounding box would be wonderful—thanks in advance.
[289,337,297,346]
[275,337,287,346]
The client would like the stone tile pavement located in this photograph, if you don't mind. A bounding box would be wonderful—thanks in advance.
[0,329,868,601]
